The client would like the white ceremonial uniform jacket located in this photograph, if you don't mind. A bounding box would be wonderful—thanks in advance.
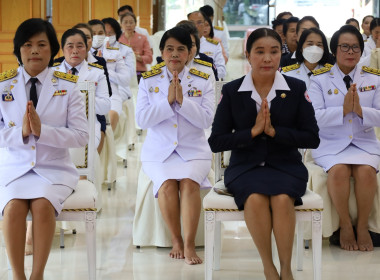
[188,58,216,89]
[0,67,89,188]
[136,65,215,162]
[281,62,327,88]
[54,60,110,115]
[214,27,229,59]
[308,63,380,159]
[200,36,226,79]
[363,36,376,58]
[109,41,136,101]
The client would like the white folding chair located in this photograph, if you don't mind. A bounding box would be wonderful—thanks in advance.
[1,81,98,280]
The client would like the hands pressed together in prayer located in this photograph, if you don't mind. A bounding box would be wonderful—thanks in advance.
[168,71,183,106]
[22,101,41,138]
[343,83,362,118]
[251,98,276,138]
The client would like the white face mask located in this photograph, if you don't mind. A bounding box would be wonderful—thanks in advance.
[92,35,105,49]
[105,35,116,46]
[302,45,324,64]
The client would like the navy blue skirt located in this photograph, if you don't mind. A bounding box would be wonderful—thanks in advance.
[226,165,306,210]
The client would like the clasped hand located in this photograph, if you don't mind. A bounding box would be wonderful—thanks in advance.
[251,99,275,138]
[22,101,41,138]
[168,71,183,106]
[343,83,362,117]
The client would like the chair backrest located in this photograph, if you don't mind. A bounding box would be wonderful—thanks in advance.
[215,81,227,111]
[69,81,96,182]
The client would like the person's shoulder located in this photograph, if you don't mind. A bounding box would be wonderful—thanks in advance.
[54,56,65,64]
[311,64,332,77]
[0,68,18,84]
[282,74,305,87]
[361,66,380,76]
[189,68,210,80]
[199,53,214,64]
[281,63,300,73]
[223,76,245,94]
[193,58,212,68]
[141,67,162,80]
[206,38,219,46]
[52,70,79,84]
[214,26,224,31]
[88,62,104,70]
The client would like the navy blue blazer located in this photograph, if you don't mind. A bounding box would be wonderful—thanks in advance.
[208,74,320,185]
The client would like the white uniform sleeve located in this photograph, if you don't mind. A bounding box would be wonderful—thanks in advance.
[220,31,229,58]
[362,80,380,127]
[108,52,130,88]
[95,71,111,115]
[214,43,226,79]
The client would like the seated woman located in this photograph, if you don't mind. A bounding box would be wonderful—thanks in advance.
[55,28,110,149]
[135,27,214,265]
[308,24,380,251]
[362,18,380,58]
[208,28,320,279]
[0,18,88,279]
[203,16,228,64]
[282,28,332,88]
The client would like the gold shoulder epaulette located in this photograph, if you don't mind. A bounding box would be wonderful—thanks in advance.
[53,71,78,83]
[362,66,380,76]
[151,61,166,70]
[142,68,162,79]
[312,66,331,76]
[206,38,219,45]
[324,63,333,68]
[106,46,119,50]
[189,68,209,80]
[194,58,212,68]
[0,69,18,82]
[53,62,61,67]
[281,63,300,73]
[214,26,224,31]
[119,42,131,47]
[88,63,103,69]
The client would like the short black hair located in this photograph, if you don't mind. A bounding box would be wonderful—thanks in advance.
[330,24,364,56]
[346,18,360,29]
[13,18,59,67]
[118,5,133,15]
[159,27,192,52]
[272,18,286,30]
[296,16,319,34]
[283,17,299,36]
[276,11,293,20]
[370,18,380,32]
[199,5,214,18]
[295,28,330,65]
[246,27,282,54]
[204,16,214,38]
[61,28,88,50]
[176,20,200,55]
[88,19,105,31]
[102,17,122,40]
[362,15,374,23]
[72,23,93,38]
[120,12,137,25]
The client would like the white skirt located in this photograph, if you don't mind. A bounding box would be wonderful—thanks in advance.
[0,171,73,216]
[315,144,380,172]
[142,151,212,197]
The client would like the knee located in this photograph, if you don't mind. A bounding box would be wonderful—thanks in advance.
[328,165,351,181]
[30,198,55,216]
[3,199,28,218]
[245,193,269,209]
[159,180,178,197]
[179,179,200,194]
[353,165,377,183]
[270,194,294,208]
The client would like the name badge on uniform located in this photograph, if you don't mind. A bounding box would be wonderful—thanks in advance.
[359,85,376,92]
[204,52,213,56]
[53,90,67,96]
[106,59,116,63]
[2,93,14,101]
[188,88,202,97]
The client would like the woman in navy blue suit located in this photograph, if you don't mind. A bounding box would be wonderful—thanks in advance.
[208,28,320,280]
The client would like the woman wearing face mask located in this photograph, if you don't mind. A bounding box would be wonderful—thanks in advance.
[282,28,332,88]
[88,19,129,131]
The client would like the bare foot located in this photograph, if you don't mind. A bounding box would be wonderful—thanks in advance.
[25,244,33,256]
[340,226,358,251]
[184,245,202,265]
[169,238,184,259]
[264,265,280,280]
[356,227,373,251]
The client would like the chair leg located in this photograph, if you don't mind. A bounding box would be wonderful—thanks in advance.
[205,211,216,280]
[60,228,65,248]
[85,211,97,280]
[296,220,304,271]
[213,221,221,270]
[312,211,322,280]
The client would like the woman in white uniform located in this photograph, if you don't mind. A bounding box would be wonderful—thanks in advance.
[362,18,380,58]
[282,28,332,88]
[136,27,214,265]
[56,28,110,149]
[308,25,380,251]
[0,18,88,279]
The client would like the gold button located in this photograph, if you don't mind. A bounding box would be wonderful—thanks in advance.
[173,124,177,128]
[174,142,177,145]
[31,146,35,150]
[31,161,35,166]
[349,119,352,123]
[349,135,353,139]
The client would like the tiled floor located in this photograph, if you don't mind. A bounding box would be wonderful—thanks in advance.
[1,59,380,279]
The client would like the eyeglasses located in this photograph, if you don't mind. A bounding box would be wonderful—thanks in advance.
[337,44,361,53]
